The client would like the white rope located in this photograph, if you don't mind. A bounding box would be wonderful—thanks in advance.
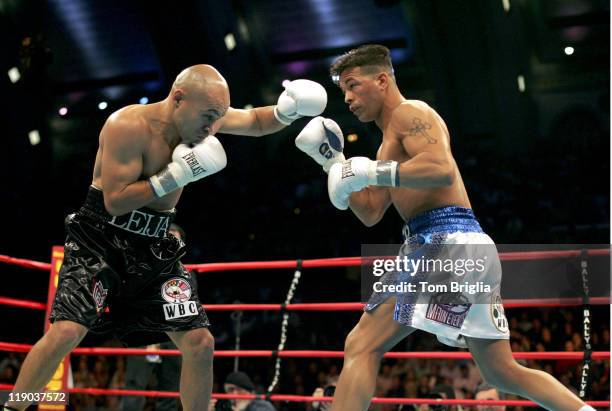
[267,263,302,393]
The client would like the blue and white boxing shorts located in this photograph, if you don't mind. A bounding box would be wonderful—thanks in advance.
[366,206,510,348]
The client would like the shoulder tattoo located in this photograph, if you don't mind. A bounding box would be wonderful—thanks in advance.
[407,117,437,144]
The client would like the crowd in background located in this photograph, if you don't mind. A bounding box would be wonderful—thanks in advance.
[0,105,608,411]
[0,303,609,410]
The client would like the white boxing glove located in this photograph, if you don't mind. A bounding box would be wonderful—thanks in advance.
[327,157,400,210]
[295,117,346,173]
[149,136,227,197]
[274,79,327,125]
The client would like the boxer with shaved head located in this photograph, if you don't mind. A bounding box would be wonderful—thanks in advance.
[4,64,327,411]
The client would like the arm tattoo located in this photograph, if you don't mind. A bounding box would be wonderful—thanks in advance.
[407,117,437,144]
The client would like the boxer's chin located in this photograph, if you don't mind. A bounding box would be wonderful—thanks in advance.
[183,135,204,146]
[356,110,372,123]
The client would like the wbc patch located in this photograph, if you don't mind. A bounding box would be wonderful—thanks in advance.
[425,293,471,329]
[161,278,192,303]
[161,278,196,321]
[163,301,198,321]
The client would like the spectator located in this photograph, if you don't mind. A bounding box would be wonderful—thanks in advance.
[209,371,276,411]
[474,382,506,411]
[311,375,338,411]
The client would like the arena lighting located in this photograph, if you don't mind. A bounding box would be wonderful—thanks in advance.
[501,0,510,13]
[7,67,20,83]
[517,75,526,93]
[58,107,68,116]
[224,33,236,50]
[347,133,359,143]
[28,130,41,146]
[564,46,575,56]
[139,97,149,104]
[98,101,108,110]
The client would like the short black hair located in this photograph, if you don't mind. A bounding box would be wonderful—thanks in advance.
[330,44,394,84]
[225,371,255,392]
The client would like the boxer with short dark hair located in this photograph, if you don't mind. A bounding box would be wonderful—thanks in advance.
[5,64,327,411]
[295,44,593,411]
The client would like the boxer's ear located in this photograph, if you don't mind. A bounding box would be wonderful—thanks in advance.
[173,89,184,107]
[376,72,389,90]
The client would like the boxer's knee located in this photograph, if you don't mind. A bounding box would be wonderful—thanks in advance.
[344,326,384,363]
[344,327,362,358]
[46,321,88,349]
[176,328,214,363]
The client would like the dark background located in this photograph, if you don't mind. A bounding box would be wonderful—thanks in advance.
[0,0,609,407]
[0,0,609,262]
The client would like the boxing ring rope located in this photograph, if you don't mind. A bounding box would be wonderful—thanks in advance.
[0,297,46,310]
[1,247,609,312]
[0,254,51,271]
[0,248,609,407]
[0,383,608,408]
[185,248,611,272]
[2,297,611,312]
[3,249,609,273]
[0,341,609,361]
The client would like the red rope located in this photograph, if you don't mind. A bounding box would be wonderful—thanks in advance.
[0,296,47,310]
[186,249,610,272]
[0,342,608,360]
[0,249,607,272]
[203,303,284,311]
[500,248,609,261]
[501,297,610,308]
[186,257,363,272]
[2,297,609,313]
[202,297,609,311]
[0,384,607,406]
[0,254,51,271]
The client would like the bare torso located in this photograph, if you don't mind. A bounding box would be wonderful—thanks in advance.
[378,100,471,221]
[92,104,189,211]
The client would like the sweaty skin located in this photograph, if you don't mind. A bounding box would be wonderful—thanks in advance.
[330,65,587,411]
[91,64,284,216]
[377,100,471,219]
[337,66,470,226]
[6,64,329,411]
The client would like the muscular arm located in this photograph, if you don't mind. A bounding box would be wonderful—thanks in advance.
[344,103,454,226]
[347,147,392,227]
[100,117,156,216]
[392,103,455,188]
[348,186,392,227]
[217,106,285,137]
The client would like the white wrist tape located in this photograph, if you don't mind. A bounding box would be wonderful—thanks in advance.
[148,163,185,197]
[369,160,400,187]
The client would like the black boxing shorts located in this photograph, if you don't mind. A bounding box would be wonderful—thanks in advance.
[49,186,209,346]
